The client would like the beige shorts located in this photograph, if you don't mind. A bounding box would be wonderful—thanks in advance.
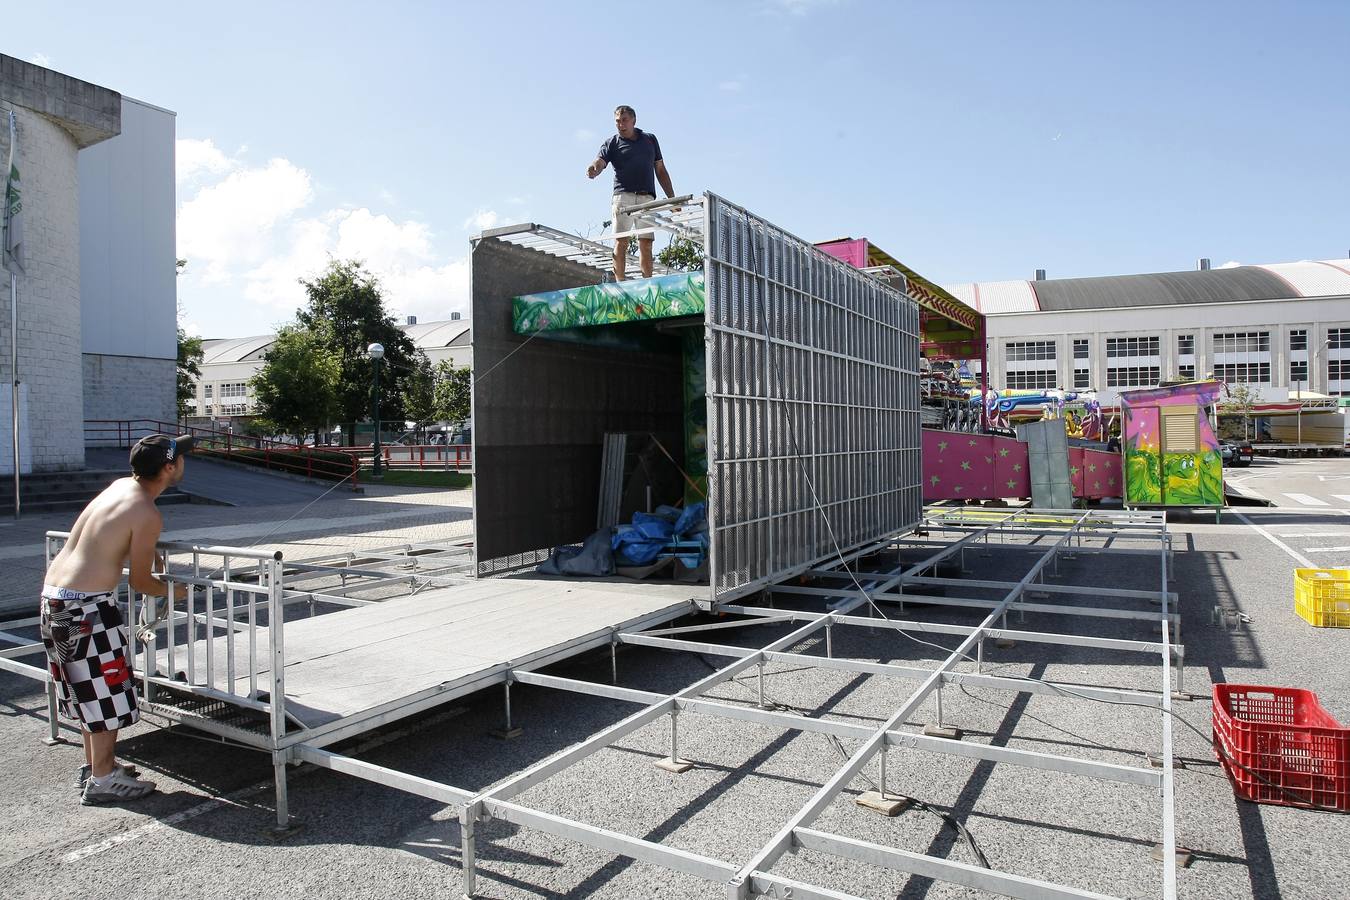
[612,191,656,239]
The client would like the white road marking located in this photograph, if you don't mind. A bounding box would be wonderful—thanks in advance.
[1236,512,1316,568]
[1282,493,1329,507]
[1305,546,1350,553]
[62,787,263,863]
[1274,532,1350,538]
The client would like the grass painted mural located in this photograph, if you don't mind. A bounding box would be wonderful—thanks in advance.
[683,327,708,503]
[1121,381,1224,508]
[512,272,705,334]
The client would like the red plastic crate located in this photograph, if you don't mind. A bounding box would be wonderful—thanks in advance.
[1212,684,1350,811]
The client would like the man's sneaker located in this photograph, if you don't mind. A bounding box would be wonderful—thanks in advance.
[81,771,156,805]
[73,763,140,792]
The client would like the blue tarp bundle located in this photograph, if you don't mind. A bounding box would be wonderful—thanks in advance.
[613,502,707,566]
[538,504,708,576]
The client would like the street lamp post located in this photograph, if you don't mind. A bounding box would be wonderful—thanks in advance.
[368,342,385,479]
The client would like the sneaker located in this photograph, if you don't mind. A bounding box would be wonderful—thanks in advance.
[73,763,140,792]
[81,771,156,805]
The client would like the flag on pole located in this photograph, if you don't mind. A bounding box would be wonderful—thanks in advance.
[3,111,23,274]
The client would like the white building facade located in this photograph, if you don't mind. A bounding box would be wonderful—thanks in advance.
[79,96,178,427]
[945,259,1350,406]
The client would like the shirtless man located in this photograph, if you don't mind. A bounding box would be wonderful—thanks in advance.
[41,433,192,804]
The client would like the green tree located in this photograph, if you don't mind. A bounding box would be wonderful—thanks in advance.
[401,352,438,439]
[1218,382,1261,441]
[657,237,703,272]
[174,258,205,419]
[433,362,472,425]
[250,326,341,443]
[294,260,419,444]
[176,329,204,419]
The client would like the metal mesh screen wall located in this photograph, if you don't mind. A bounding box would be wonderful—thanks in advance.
[704,194,922,602]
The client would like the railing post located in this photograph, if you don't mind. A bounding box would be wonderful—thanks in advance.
[266,553,290,829]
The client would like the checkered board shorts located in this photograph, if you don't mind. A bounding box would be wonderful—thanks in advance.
[39,586,140,732]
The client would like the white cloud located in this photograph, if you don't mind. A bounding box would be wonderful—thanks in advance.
[178,157,314,282]
[462,209,501,232]
[178,152,472,326]
[718,80,744,92]
[176,138,235,185]
[28,52,51,67]
[1218,260,1243,269]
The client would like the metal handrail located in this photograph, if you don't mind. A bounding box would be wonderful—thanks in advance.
[38,531,290,743]
[84,418,360,488]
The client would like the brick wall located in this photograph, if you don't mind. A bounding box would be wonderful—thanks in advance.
[83,354,176,426]
[1,106,86,471]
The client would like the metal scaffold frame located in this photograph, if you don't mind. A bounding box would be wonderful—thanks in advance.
[477,194,705,276]
[153,507,1176,900]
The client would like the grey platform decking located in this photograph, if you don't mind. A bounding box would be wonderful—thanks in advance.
[161,576,701,729]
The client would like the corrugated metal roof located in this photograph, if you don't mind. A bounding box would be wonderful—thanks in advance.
[201,335,275,364]
[404,320,471,348]
[1256,260,1350,298]
[977,279,1036,315]
[943,258,1350,315]
[1033,267,1292,310]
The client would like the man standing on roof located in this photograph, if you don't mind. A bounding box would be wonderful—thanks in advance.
[586,105,676,280]
[40,434,193,805]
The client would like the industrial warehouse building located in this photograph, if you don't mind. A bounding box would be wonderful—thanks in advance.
[946,258,1350,406]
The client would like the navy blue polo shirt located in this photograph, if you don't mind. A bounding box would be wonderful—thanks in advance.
[599,129,663,196]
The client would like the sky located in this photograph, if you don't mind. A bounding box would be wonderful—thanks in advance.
[8,0,1349,339]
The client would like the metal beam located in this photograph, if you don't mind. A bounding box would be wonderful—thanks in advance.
[475,615,831,805]
[730,512,1090,892]
[294,745,473,804]
[793,828,1122,900]
[484,798,737,883]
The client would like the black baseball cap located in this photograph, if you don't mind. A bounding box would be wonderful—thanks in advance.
[130,434,194,477]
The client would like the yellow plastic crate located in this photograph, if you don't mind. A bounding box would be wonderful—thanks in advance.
[1295,569,1350,628]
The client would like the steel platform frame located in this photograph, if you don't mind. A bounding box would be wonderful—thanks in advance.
[2,509,1182,899]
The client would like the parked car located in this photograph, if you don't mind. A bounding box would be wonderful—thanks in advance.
[1220,441,1253,467]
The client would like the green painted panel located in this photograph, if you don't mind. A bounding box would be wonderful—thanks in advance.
[512,272,705,334]
[682,327,707,503]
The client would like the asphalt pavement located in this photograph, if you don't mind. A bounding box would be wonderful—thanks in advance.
[1,460,1348,898]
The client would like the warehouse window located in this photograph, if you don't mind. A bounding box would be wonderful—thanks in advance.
[1178,365,1196,381]
[1005,369,1058,390]
[1330,329,1350,350]
[1290,329,1307,351]
[1106,336,1160,358]
[1005,341,1056,361]
[1106,366,1160,387]
[1072,338,1090,360]
[204,384,213,398]
[1213,332,1270,354]
[1177,334,1194,356]
[220,382,249,398]
[1214,362,1271,384]
[1073,368,1090,389]
[1330,359,1348,381]
[1291,361,1308,383]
